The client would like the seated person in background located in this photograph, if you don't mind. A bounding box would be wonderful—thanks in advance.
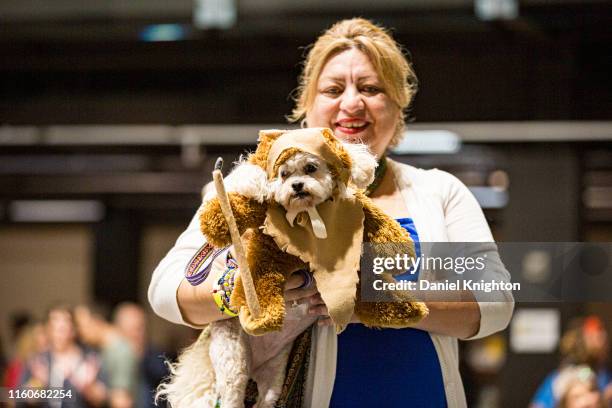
[74,304,137,408]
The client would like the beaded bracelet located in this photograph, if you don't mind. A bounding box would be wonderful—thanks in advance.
[211,251,239,316]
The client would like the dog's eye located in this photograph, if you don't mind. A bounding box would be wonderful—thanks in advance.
[304,164,317,174]
[280,170,289,178]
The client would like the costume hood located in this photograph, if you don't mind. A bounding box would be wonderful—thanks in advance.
[255,127,365,332]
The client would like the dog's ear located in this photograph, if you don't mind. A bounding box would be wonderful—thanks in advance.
[341,142,377,189]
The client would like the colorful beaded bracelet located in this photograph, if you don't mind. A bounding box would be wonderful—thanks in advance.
[211,251,239,316]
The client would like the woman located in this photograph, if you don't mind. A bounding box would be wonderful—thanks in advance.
[18,305,107,407]
[553,365,605,408]
[148,18,514,407]
[531,316,612,408]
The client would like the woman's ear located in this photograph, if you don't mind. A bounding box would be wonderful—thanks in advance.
[341,142,377,189]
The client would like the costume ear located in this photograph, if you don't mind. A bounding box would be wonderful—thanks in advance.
[249,129,288,170]
[341,142,377,189]
[257,129,286,143]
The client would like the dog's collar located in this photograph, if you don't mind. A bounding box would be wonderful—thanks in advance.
[285,206,327,239]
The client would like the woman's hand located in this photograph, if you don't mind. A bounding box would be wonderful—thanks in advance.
[306,293,331,326]
[283,271,319,307]
[307,293,361,327]
[287,272,360,327]
[249,271,321,370]
[29,356,49,387]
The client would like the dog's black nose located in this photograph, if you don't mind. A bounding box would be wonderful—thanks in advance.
[292,182,304,192]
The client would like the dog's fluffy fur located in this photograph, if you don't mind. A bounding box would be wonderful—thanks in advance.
[157,128,428,407]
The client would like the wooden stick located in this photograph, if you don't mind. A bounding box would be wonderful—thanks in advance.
[212,157,261,318]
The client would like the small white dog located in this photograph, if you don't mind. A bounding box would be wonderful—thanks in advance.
[157,139,377,408]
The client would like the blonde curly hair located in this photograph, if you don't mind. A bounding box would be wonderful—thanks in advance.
[289,18,418,147]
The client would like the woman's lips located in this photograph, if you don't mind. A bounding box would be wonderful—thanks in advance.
[335,122,370,135]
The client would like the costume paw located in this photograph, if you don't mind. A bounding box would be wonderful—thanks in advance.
[356,300,428,329]
[239,307,284,336]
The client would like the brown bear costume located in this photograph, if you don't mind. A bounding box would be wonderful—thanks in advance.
[199,127,427,335]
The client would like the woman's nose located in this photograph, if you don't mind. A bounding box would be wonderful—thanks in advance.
[339,88,364,114]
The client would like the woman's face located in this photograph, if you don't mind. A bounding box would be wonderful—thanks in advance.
[46,310,76,352]
[305,48,400,158]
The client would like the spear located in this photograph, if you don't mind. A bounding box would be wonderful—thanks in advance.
[212,157,261,318]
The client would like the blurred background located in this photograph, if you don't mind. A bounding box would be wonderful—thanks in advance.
[0,0,611,407]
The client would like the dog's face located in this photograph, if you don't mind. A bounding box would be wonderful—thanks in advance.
[270,152,334,212]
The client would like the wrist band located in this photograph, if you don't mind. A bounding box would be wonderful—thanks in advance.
[295,269,313,290]
[211,251,239,316]
[185,243,228,286]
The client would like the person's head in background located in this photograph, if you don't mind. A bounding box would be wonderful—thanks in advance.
[113,302,146,356]
[73,303,112,348]
[561,316,609,369]
[14,322,48,361]
[45,304,77,353]
[554,365,604,408]
[10,311,33,343]
[290,18,418,158]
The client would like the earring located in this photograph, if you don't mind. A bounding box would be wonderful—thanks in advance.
[300,118,307,129]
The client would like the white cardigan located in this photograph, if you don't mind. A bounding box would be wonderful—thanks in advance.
[148,159,515,408]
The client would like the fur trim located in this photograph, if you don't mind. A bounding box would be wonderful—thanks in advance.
[200,193,268,248]
[341,142,377,189]
[224,161,269,203]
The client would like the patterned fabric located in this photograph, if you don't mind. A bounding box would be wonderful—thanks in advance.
[185,243,228,286]
[276,327,312,407]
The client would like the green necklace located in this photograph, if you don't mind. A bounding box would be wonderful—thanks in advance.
[365,155,387,197]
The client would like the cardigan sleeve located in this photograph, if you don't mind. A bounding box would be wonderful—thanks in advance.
[147,206,206,326]
[148,185,225,327]
[436,169,515,340]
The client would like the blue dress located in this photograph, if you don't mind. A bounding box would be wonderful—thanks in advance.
[330,218,448,408]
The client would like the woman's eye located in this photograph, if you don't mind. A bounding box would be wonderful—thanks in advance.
[362,85,382,95]
[304,164,317,174]
[322,87,342,97]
